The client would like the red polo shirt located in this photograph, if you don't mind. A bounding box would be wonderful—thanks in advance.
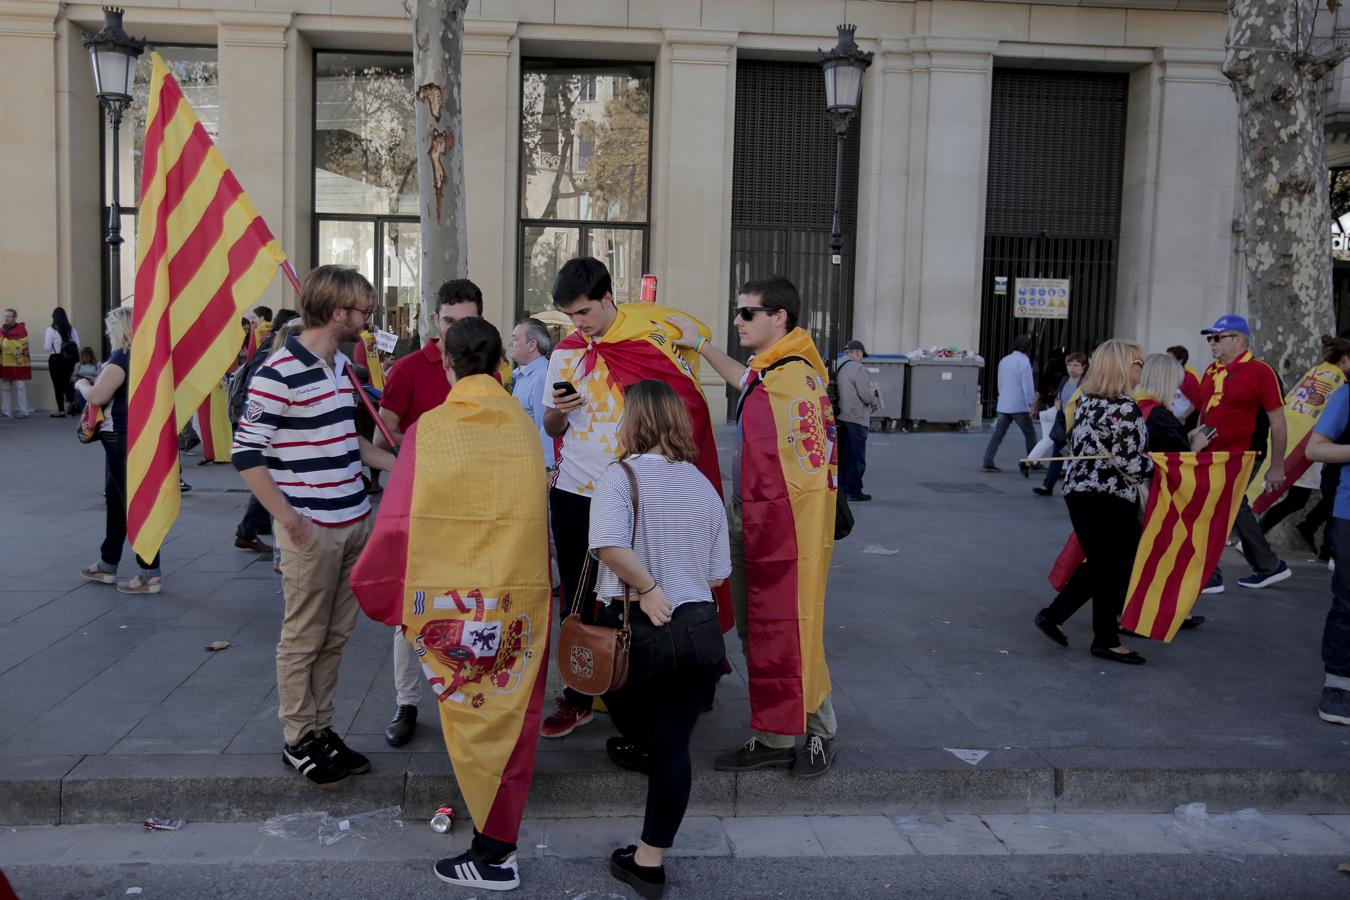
[1199,351,1282,454]
[379,338,450,432]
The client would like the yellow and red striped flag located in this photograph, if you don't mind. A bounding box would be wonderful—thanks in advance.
[1120,450,1257,642]
[127,52,289,560]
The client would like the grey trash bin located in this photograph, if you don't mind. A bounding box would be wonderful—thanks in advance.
[856,353,906,431]
[903,357,984,430]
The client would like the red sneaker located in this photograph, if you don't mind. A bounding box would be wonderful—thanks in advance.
[540,697,593,739]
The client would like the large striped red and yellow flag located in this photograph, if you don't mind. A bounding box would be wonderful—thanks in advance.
[1119,450,1257,642]
[127,52,289,560]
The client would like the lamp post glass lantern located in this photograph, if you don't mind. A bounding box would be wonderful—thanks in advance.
[817,24,872,366]
[84,6,145,313]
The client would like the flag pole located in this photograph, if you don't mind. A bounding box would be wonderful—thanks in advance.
[279,262,399,451]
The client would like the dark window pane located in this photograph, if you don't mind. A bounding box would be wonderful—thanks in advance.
[315,53,417,215]
[522,225,581,315]
[521,67,651,223]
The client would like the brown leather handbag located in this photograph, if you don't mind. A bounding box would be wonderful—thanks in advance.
[558,460,640,696]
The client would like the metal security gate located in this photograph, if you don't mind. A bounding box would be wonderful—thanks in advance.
[979,70,1128,414]
[730,60,860,380]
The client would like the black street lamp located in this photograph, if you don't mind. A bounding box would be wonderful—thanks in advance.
[84,6,145,313]
[817,24,872,369]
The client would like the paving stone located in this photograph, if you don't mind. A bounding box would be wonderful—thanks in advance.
[55,823,179,863]
[1039,813,1189,855]
[980,814,1102,854]
[541,816,645,858]
[723,816,824,857]
[0,825,79,864]
[664,816,733,857]
[158,823,266,862]
[808,815,915,856]
[890,813,1009,856]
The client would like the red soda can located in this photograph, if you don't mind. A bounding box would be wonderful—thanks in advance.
[430,805,455,833]
[639,274,657,303]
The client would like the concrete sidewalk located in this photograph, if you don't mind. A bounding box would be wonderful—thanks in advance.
[1,414,1347,825]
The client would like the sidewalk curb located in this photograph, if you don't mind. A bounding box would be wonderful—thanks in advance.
[8,752,1350,825]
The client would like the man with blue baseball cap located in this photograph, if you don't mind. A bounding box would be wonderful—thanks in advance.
[1197,313,1291,591]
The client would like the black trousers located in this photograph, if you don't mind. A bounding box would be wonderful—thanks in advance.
[100,432,161,573]
[1325,519,1350,678]
[48,354,75,412]
[550,487,596,711]
[1044,492,1139,649]
[600,601,725,849]
[236,495,271,540]
[837,420,868,497]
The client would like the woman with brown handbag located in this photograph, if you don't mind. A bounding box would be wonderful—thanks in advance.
[588,379,731,899]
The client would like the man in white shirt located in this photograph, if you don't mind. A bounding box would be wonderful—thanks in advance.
[982,334,1038,474]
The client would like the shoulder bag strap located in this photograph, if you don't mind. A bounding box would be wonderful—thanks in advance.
[616,459,641,632]
[735,355,810,421]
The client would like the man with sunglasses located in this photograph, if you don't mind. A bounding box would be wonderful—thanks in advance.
[233,265,397,788]
[669,276,840,778]
[1199,314,1291,591]
[376,279,483,747]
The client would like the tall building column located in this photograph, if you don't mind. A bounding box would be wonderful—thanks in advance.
[903,38,996,351]
[463,20,518,327]
[216,11,293,310]
[1116,48,1237,360]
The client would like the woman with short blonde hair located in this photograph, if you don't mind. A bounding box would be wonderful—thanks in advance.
[1034,339,1151,664]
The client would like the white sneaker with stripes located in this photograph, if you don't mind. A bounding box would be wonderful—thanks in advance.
[434,849,520,891]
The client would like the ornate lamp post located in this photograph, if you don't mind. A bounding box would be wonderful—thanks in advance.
[84,7,145,313]
[817,24,872,367]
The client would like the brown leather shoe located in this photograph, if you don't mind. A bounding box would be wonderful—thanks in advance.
[234,536,271,553]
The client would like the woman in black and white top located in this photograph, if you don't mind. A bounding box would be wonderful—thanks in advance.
[43,307,79,417]
[1034,339,1151,664]
[588,378,730,899]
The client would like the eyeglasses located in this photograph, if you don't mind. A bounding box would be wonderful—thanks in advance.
[1205,332,1239,343]
[345,306,374,318]
[736,306,777,322]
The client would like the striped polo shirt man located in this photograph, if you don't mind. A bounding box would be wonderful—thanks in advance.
[231,264,395,790]
[232,334,370,526]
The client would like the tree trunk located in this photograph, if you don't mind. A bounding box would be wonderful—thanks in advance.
[413,0,470,337]
[1224,0,1341,381]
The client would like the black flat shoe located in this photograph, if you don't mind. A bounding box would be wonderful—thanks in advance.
[610,846,665,899]
[1032,486,1053,496]
[1179,615,1205,630]
[1091,647,1146,665]
[606,737,651,775]
[1019,463,1031,478]
[1034,610,1068,647]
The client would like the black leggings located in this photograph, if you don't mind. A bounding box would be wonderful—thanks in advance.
[600,601,725,849]
[100,432,161,573]
[551,487,597,711]
[48,354,74,412]
[1044,492,1140,649]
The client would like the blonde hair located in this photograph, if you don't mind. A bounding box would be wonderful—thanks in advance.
[104,306,133,352]
[618,380,698,463]
[1080,339,1143,399]
[1136,353,1182,404]
[300,264,376,328]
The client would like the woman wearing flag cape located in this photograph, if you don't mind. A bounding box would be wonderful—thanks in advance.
[351,318,551,893]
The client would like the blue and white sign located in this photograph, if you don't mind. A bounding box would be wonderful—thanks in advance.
[1014,278,1070,320]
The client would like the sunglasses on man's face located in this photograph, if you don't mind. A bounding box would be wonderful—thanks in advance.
[736,306,777,322]
[1205,332,1240,343]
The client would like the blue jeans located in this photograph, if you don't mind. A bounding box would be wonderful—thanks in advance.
[1325,519,1350,678]
[837,420,868,497]
[1042,443,1066,489]
[983,412,1036,468]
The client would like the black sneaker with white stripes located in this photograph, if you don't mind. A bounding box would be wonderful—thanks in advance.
[434,848,520,892]
[314,727,371,774]
[281,732,351,789]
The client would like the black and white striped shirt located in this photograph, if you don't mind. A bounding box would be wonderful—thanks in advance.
[231,335,370,527]
[588,454,731,609]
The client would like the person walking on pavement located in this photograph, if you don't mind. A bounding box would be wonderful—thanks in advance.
[836,339,879,502]
[376,279,482,747]
[1033,340,1153,664]
[42,308,79,417]
[983,334,1038,475]
[1198,314,1292,592]
[0,308,32,418]
[232,265,396,788]
[75,306,164,595]
[1304,382,1350,725]
[590,380,731,900]
[669,275,840,778]
[1033,351,1086,496]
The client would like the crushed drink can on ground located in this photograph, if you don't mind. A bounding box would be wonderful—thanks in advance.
[430,805,455,833]
[143,818,185,831]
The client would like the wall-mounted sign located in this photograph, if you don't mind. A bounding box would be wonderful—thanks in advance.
[994,275,1008,296]
[1014,278,1070,320]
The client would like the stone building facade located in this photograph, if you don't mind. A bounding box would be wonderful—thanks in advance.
[0,0,1311,414]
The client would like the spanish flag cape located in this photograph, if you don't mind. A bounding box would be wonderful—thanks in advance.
[350,375,550,845]
[1246,360,1346,514]
[738,328,836,735]
[353,329,385,391]
[554,302,734,632]
[0,323,30,380]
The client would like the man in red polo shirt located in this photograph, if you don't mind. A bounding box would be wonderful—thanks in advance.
[377,278,483,747]
[1199,314,1291,591]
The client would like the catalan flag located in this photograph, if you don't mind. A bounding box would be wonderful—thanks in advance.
[127,52,289,560]
[1119,450,1257,642]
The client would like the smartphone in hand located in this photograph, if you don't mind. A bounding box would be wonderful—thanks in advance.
[553,380,578,398]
